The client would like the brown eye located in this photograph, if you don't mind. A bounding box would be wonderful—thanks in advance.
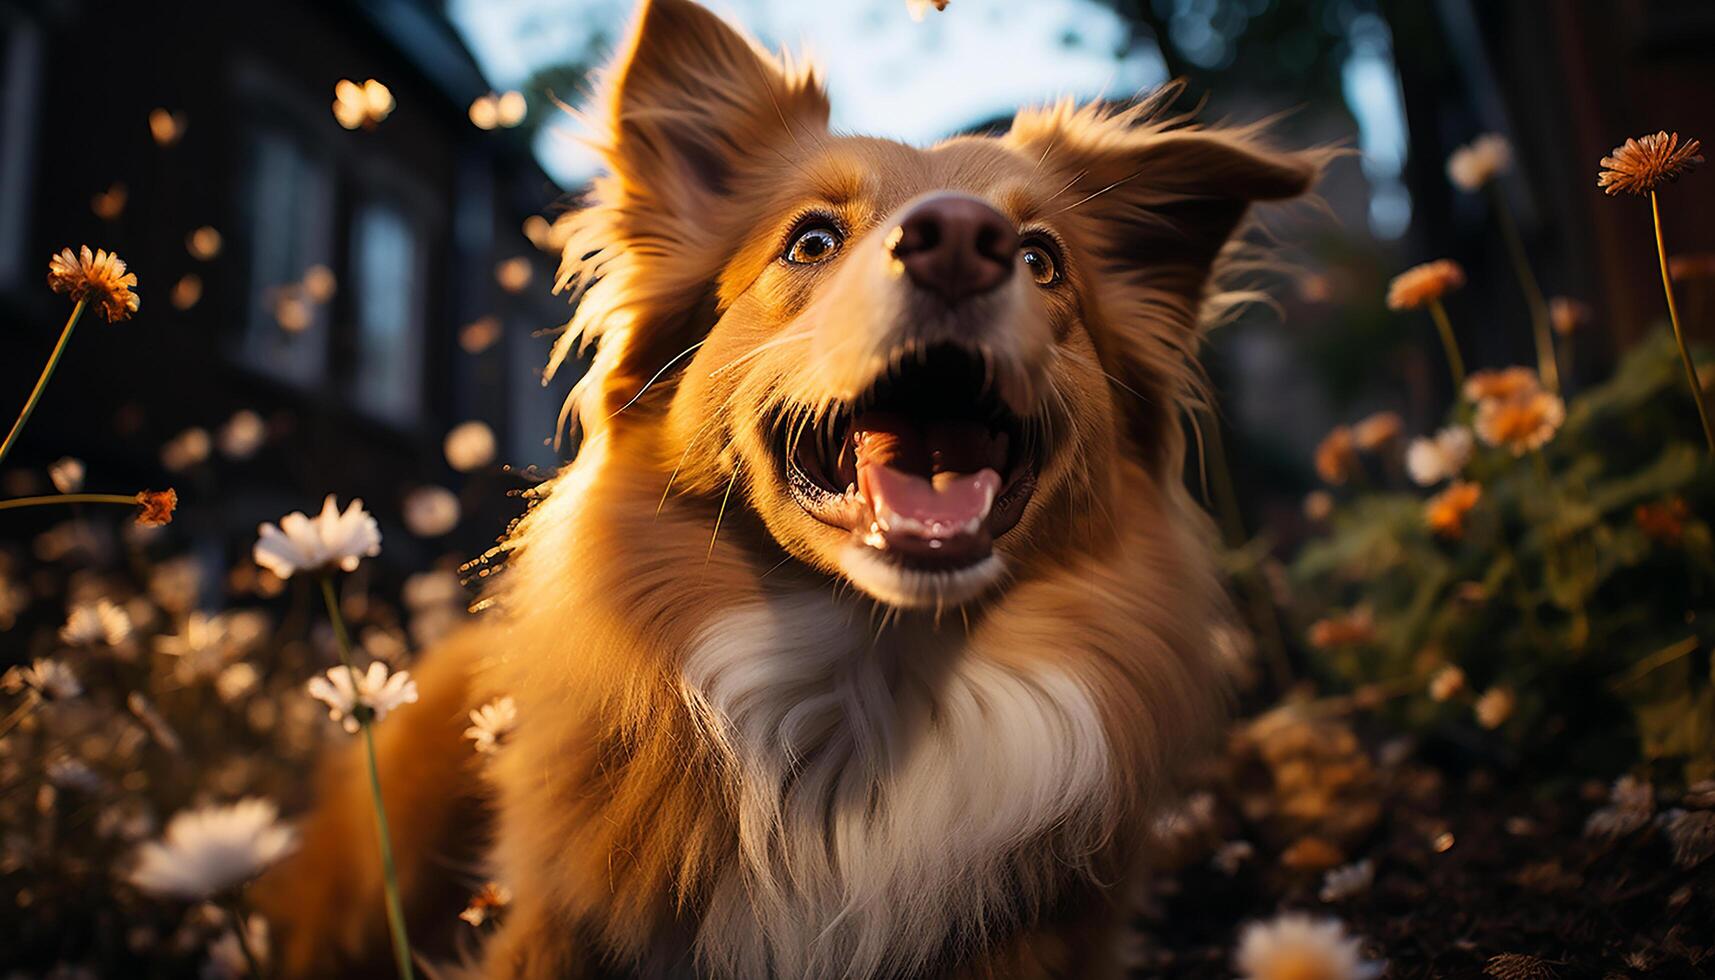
[784,224,843,265]
[1020,238,1060,286]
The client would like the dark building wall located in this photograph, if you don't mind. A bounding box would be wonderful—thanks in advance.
[0,0,575,581]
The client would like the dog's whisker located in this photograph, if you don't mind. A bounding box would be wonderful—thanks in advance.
[1048,167,1146,217]
[706,460,743,562]
[707,331,815,380]
[608,340,707,421]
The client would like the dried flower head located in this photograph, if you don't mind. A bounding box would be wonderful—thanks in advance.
[306,662,418,733]
[1635,498,1689,545]
[1661,808,1715,868]
[1547,297,1591,337]
[1406,427,1473,486]
[1308,607,1376,649]
[47,246,140,322]
[1447,133,1511,191]
[1234,912,1384,980]
[128,798,297,899]
[1425,481,1482,540]
[1475,390,1565,455]
[1429,665,1466,702]
[464,695,518,755]
[459,881,514,927]
[253,495,381,579]
[1314,426,1358,486]
[135,488,177,527]
[1584,775,1653,841]
[1462,367,1541,404]
[1351,412,1403,452]
[1597,131,1702,196]
[1386,259,1465,311]
[3,657,82,700]
[1474,686,1516,729]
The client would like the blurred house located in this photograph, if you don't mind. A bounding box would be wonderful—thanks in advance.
[0,0,576,582]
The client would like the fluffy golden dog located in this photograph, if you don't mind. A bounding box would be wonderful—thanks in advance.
[259,1,1325,976]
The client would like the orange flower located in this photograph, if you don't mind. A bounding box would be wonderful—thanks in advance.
[1314,426,1358,485]
[1636,498,1689,545]
[135,488,177,527]
[1424,481,1482,539]
[1351,411,1403,452]
[1462,366,1541,404]
[1308,608,1375,649]
[1597,131,1702,196]
[1386,259,1465,311]
[46,246,140,322]
[1475,390,1565,455]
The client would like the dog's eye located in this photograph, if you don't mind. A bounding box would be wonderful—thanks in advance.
[783,224,843,265]
[1020,238,1060,286]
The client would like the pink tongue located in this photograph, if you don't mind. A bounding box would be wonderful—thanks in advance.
[859,463,1001,537]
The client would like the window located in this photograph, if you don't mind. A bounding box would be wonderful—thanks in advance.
[0,10,43,292]
[349,201,425,423]
[238,123,334,386]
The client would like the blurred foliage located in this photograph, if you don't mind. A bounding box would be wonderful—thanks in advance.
[1288,331,1715,784]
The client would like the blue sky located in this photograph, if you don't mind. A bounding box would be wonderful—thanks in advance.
[448,0,1166,187]
[447,0,1410,238]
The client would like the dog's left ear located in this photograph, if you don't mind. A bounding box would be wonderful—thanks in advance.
[1005,96,1330,463]
[550,0,829,431]
[1006,99,1326,295]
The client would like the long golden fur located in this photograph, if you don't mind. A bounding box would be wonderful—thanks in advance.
[257,1,1328,976]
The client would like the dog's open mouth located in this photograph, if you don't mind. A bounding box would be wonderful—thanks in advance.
[780,344,1039,571]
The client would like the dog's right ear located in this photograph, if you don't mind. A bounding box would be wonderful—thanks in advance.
[547,0,829,435]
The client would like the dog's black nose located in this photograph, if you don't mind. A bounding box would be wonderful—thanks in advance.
[887,194,1018,303]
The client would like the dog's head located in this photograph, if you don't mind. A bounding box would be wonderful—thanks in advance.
[551,0,1324,610]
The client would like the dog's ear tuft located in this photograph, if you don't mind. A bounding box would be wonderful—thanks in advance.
[547,0,829,441]
[602,0,828,201]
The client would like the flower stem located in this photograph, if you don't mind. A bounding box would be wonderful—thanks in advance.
[1427,298,1466,388]
[319,576,414,980]
[225,901,265,979]
[1651,190,1715,456]
[1490,183,1558,393]
[0,692,41,740]
[0,298,86,470]
[0,493,139,514]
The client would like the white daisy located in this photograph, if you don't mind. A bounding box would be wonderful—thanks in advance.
[217,410,267,460]
[402,485,461,537]
[1404,426,1474,486]
[306,662,418,733]
[3,657,82,700]
[1235,912,1385,980]
[49,456,86,493]
[443,421,496,472]
[128,798,297,900]
[1446,133,1511,191]
[252,496,381,579]
[61,597,132,646]
[464,696,518,755]
[1318,859,1375,903]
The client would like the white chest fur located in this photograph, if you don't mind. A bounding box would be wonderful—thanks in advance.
[678,592,1113,979]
